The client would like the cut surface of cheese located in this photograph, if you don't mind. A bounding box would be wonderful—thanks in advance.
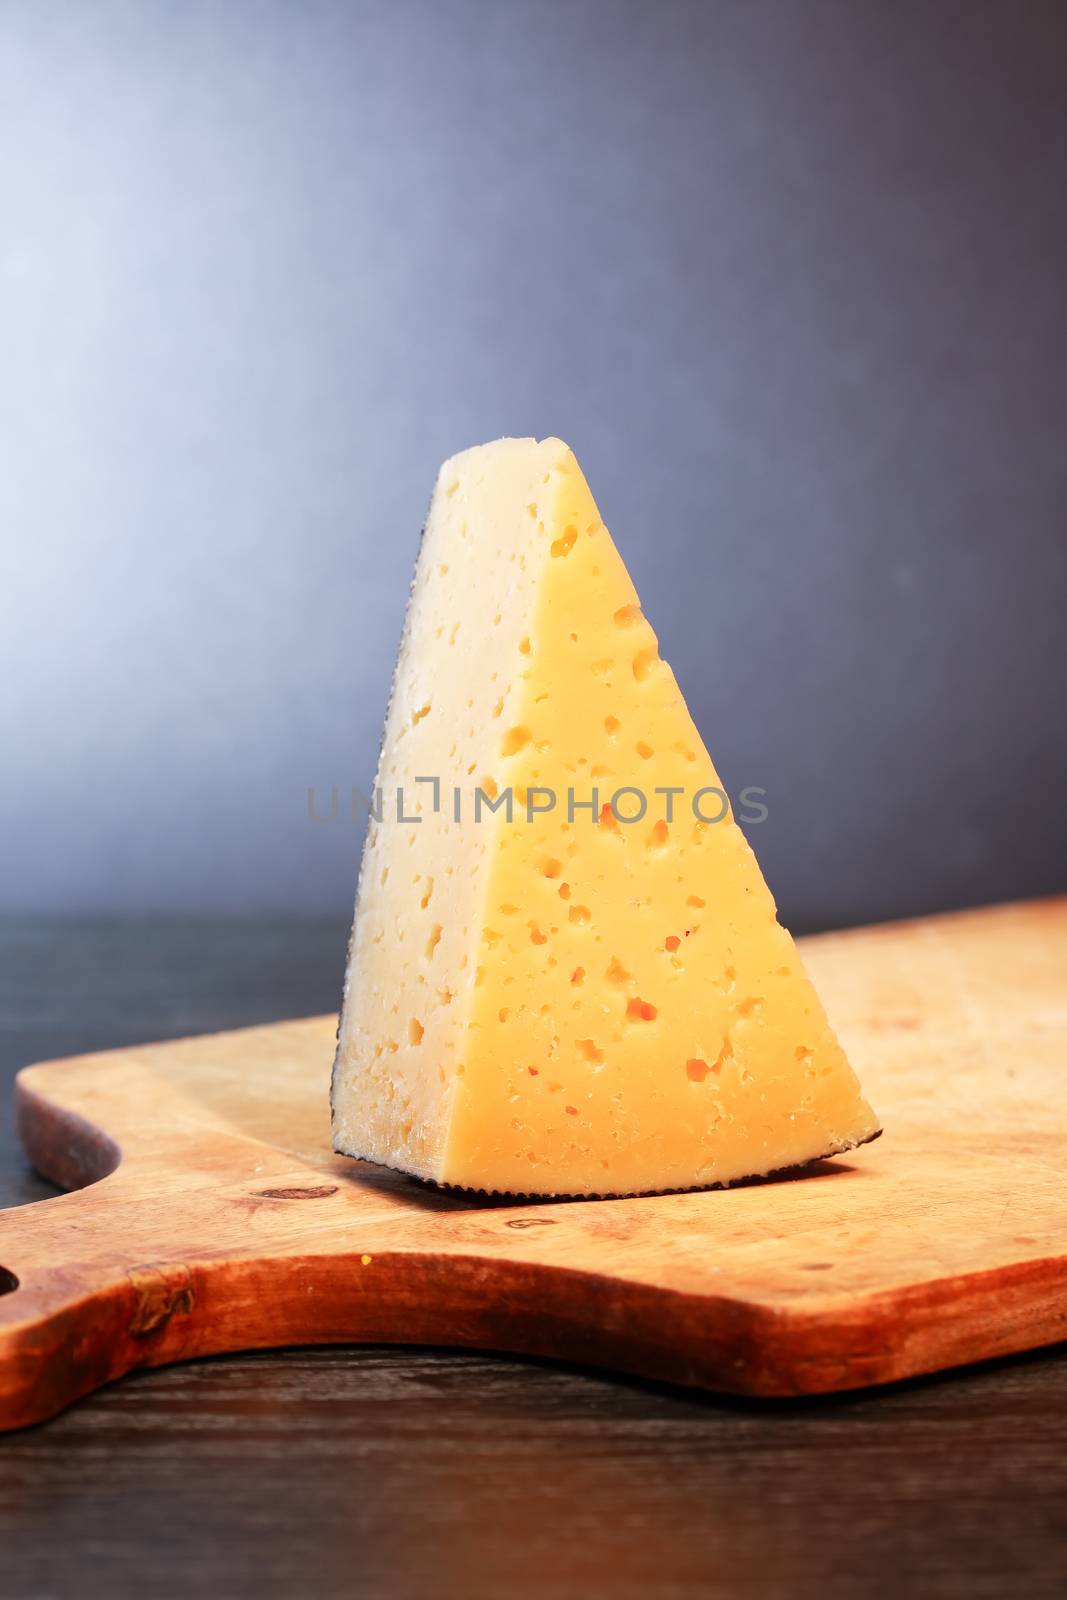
[332,437,880,1195]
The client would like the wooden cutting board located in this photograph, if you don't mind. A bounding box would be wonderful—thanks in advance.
[1,898,1064,1430]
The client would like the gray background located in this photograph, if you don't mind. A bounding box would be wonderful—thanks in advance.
[2,0,1064,931]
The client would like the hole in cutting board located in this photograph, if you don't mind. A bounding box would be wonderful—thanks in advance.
[0,1267,18,1297]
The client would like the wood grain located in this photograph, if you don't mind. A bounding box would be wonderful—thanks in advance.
[5,1344,1067,1600]
[1,898,1065,1430]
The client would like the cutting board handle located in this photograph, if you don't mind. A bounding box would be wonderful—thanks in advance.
[1,1079,196,1431]
[0,1174,188,1431]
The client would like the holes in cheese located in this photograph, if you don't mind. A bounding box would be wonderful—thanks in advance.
[331,436,880,1196]
[605,956,632,985]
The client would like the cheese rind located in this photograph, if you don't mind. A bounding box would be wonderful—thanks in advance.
[332,438,880,1195]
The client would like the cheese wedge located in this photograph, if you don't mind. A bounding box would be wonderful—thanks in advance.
[332,437,879,1195]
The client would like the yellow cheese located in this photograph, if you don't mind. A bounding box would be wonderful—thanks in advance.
[331,437,880,1195]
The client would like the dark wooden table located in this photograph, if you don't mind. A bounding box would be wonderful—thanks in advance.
[1,918,1065,1599]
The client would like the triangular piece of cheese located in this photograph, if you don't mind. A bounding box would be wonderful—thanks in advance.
[332,438,880,1195]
